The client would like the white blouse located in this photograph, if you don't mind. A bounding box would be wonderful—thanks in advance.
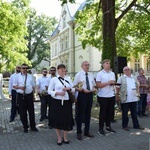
[48,77,72,100]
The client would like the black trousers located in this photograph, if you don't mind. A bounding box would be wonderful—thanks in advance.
[76,92,93,134]
[121,102,139,128]
[98,96,115,130]
[39,94,49,119]
[18,92,36,129]
[48,95,51,126]
[10,90,19,120]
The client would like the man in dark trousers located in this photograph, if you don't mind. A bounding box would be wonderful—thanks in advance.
[9,65,21,122]
[73,61,96,140]
[46,66,56,129]
[13,63,38,133]
[37,68,49,122]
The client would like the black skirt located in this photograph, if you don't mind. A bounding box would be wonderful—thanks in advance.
[49,98,74,131]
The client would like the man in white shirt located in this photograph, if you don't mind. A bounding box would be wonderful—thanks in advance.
[73,61,96,140]
[116,66,144,131]
[13,63,38,133]
[96,59,116,136]
[9,65,21,122]
[37,68,49,122]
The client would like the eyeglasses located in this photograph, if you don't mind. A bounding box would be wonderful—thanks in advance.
[43,71,47,73]
[124,69,130,71]
[84,64,90,66]
[50,70,56,71]
[17,67,21,69]
[22,67,28,70]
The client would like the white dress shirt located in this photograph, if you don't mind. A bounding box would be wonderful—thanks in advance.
[36,76,48,92]
[48,77,72,100]
[96,69,116,98]
[8,73,17,95]
[73,70,96,91]
[13,73,34,94]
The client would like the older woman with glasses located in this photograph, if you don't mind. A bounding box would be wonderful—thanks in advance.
[48,64,74,146]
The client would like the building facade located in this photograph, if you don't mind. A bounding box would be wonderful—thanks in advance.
[50,2,102,77]
[50,1,150,77]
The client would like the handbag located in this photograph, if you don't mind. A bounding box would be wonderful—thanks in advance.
[58,77,75,104]
[67,90,76,103]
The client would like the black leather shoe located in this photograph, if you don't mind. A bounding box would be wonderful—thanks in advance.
[62,138,69,144]
[9,118,14,122]
[77,134,82,140]
[123,127,130,131]
[24,129,28,133]
[31,127,38,132]
[84,132,94,138]
[106,127,116,133]
[98,129,105,136]
[134,126,144,130]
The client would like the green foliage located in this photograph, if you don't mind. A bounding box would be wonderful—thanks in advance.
[75,2,103,50]
[26,9,57,68]
[75,0,150,60]
[116,1,150,58]
[0,0,30,72]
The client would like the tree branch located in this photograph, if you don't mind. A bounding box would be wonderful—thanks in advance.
[116,0,137,27]
[134,4,150,14]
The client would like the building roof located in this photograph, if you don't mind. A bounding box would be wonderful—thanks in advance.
[51,0,93,38]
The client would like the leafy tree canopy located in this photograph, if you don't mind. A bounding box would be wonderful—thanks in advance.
[26,9,57,69]
[74,0,150,58]
[0,0,30,72]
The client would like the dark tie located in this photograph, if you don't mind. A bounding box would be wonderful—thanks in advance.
[85,73,90,90]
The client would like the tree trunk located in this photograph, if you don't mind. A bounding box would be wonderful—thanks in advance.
[102,0,116,70]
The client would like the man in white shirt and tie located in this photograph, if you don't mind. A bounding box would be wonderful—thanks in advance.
[73,61,96,140]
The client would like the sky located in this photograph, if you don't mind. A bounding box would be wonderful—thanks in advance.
[30,0,85,19]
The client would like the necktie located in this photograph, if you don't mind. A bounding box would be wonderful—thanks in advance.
[85,73,90,90]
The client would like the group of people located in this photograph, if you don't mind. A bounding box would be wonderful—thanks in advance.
[8,60,150,145]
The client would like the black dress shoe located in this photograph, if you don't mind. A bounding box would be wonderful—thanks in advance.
[134,126,144,130]
[106,127,116,133]
[24,129,28,133]
[98,129,106,136]
[62,138,69,144]
[77,134,82,140]
[9,118,14,122]
[123,127,130,131]
[31,127,39,132]
[84,132,94,138]
[57,140,62,146]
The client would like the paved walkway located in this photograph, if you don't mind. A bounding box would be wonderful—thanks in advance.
[0,99,150,150]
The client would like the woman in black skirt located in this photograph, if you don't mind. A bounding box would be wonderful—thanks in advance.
[48,64,74,145]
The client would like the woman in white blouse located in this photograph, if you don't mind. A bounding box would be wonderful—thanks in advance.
[48,64,74,146]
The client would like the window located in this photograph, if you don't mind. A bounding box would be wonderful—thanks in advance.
[147,58,150,72]
[135,59,140,72]
[65,36,68,49]
[61,38,64,51]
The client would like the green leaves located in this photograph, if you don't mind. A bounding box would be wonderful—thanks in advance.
[26,9,57,68]
[0,0,30,72]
